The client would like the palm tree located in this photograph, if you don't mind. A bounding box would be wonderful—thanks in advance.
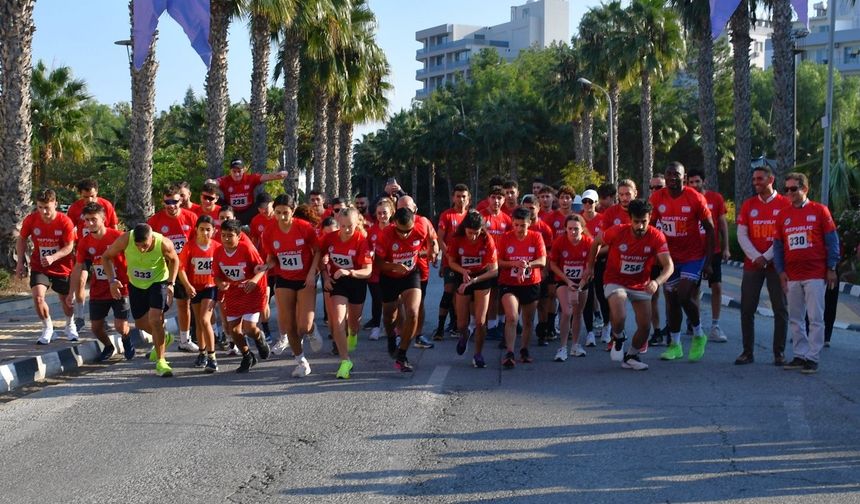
[205,0,242,179]
[623,0,685,197]
[768,0,794,182]
[0,0,36,268]
[673,0,719,189]
[730,1,754,205]
[546,43,591,171]
[30,60,93,188]
[128,0,158,224]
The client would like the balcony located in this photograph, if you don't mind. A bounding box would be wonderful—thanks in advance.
[416,38,508,58]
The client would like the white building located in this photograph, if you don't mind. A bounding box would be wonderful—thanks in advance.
[414,0,570,100]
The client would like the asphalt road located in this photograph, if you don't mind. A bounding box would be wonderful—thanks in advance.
[1,272,859,503]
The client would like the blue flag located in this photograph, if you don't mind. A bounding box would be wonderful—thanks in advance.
[133,0,212,70]
[710,0,743,39]
[791,0,808,28]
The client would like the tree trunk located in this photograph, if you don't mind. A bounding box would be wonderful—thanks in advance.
[325,98,340,196]
[772,0,794,182]
[282,30,301,197]
[338,121,353,199]
[205,0,230,179]
[609,81,620,174]
[582,110,594,171]
[695,25,718,190]
[37,141,51,188]
[731,2,753,205]
[411,164,418,198]
[572,119,584,164]
[128,2,158,225]
[0,0,35,268]
[508,155,518,181]
[312,89,328,195]
[429,161,436,218]
[304,165,312,199]
[640,70,654,198]
[250,12,269,174]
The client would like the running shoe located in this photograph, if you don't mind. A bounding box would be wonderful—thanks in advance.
[571,344,587,357]
[432,327,445,341]
[638,340,649,354]
[178,338,199,353]
[547,326,559,341]
[801,360,819,374]
[227,344,241,356]
[783,357,806,370]
[347,332,358,352]
[648,329,664,346]
[362,319,377,330]
[97,344,115,362]
[774,354,785,366]
[394,357,413,373]
[65,323,79,342]
[734,352,754,365]
[610,336,625,362]
[369,327,381,341]
[414,335,435,349]
[122,336,135,360]
[254,334,271,360]
[593,311,604,330]
[204,356,218,373]
[708,325,728,343]
[622,354,649,371]
[688,335,707,362]
[306,325,323,353]
[445,321,457,335]
[37,327,53,345]
[584,332,596,347]
[150,332,176,361]
[216,333,229,351]
[519,348,534,364]
[336,359,353,379]
[502,352,516,369]
[292,356,311,377]
[272,334,289,355]
[74,316,85,332]
[236,351,257,373]
[472,353,486,368]
[387,336,398,357]
[193,353,207,368]
[554,347,568,362]
[155,358,173,377]
[660,342,684,361]
[448,328,462,340]
[600,326,611,344]
[824,340,831,348]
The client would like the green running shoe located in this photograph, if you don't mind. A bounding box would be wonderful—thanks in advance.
[688,335,707,362]
[347,332,358,352]
[155,358,173,377]
[149,332,176,361]
[660,343,684,361]
[336,359,353,379]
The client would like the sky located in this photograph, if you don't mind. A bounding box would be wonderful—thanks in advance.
[32,0,595,140]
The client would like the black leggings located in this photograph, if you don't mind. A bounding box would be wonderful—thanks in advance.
[368,282,382,326]
[593,258,610,326]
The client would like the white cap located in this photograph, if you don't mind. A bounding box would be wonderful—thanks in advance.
[581,189,599,202]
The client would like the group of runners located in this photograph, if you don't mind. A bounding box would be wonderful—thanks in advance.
[15,158,840,378]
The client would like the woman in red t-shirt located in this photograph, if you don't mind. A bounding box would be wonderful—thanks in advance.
[366,198,395,340]
[497,207,547,368]
[260,194,321,378]
[178,215,222,372]
[320,208,373,379]
[445,210,498,368]
[549,214,593,362]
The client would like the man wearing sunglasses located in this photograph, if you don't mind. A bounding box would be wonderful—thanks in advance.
[772,173,839,374]
[148,184,199,352]
[193,182,222,223]
[213,158,288,225]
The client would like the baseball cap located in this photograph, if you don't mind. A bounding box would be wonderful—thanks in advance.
[230,158,244,168]
[385,177,399,186]
[581,189,598,202]
[573,195,583,205]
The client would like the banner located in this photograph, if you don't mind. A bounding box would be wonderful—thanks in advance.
[133,0,212,70]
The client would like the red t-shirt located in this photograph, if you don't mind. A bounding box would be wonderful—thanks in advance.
[261,218,318,281]
[649,187,712,263]
[367,223,386,283]
[446,233,497,274]
[583,212,603,238]
[66,197,119,238]
[700,190,727,254]
[736,192,791,270]
[76,228,128,300]
[213,241,268,316]
[375,217,431,279]
[192,203,221,221]
[501,203,517,217]
[496,230,546,286]
[437,208,467,239]
[217,173,263,212]
[476,198,490,213]
[600,204,631,231]
[530,219,554,250]
[20,211,76,276]
[550,234,594,284]
[249,212,276,250]
[480,210,513,238]
[538,208,553,221]
[774,200,836,281]
[147,209,197,255]
[320,229,372,277]
[542,210,574,238]
[603,224,669,291]
[179,239,222,291]
[415,215,436,282]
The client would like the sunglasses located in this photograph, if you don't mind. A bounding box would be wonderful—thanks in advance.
[163,199,180,206]
[395,226,413,235]
[784,186,801,193]
[201,194,217,202]
[650,186,664,191]
[333,208,343,214]
[582,199,594,205]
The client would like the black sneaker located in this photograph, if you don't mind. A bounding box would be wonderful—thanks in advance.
[547,327,559,341]
[204,356,218,373]
[502,352,516,369]
[363,319,378,330]
[472,353,486,368]
[456,332,469,356]
[122,337,135,360]
[783,357,806,370]
[773,354,785,366]
[387,336,398,358]
[413,335,435,349]
[648,329,664,346]
[734,353,755,365]
[536,323,548,347]
[432,327,445,341]
[254,335,271,360]
[236,351,257,373]
[519,348,533,363]
[801,360,819,374]
[97,345,115,362]
[216,333,229,351]
[193,353,207,368]
[445,321,457,335]
[74,317,86,332]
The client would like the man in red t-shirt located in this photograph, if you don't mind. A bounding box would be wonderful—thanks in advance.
[734,165,791,366]
[583,199,674,371]
[435,184,470,341]
[773,172,839,374]
[649,162,715,363]
[396,195,439,349]
[193,181,221,221]
[687,168,731,343]
[211,158,288,225]
[16,189,78,344]
[178,181,201,214]
[480,186,513,339]
[542,185,575,238]
[501,180,519,217]
[537,186,556,221]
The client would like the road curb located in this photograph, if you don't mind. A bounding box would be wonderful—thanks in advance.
[701,292,860,333]
[724,260,860,299]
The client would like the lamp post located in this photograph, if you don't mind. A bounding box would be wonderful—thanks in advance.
[577,77,615,185]
[114,39,132,65]
[821,1,838,206]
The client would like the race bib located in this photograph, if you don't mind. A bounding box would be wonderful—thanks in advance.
[564,266,583,280]
[394,256,415,271]
[39,247,58,258]
[172,238,186,253]
[131,268,153,280]
[330,253,353,270]
[661,221,678,237]
[220,264,244,281]
[620,260,644,275]
[192,257,213,275]
[93,264,108,281]
[230,195,248,208]
[788,232,809,251]
[511,266,533,278]
[278,252,304,271]
[461,256,482,268]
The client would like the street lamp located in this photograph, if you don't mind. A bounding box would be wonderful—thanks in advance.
[458,131,479,198]
[114,39,132,65]
[577,77,615,185]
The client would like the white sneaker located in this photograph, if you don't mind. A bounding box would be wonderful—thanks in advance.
[292,357,311,377]
[272,334,290,355]
[304,325,323,353]
[37,326,53,345]
[369,327,381,341]
[585,332,596,347]
[571,344,587,357]
[178,339,200,352]
[554,347,568,362]
[600,326,612,344]
[610,338,625,362]
[64,323,79,342]
[227,344,240,356]
[593,312,603,330]
[622,355,649,370]
[709,325,727,343]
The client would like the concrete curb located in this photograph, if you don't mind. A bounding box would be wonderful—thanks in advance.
[724,260,860,299]
[701,292,860,333]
